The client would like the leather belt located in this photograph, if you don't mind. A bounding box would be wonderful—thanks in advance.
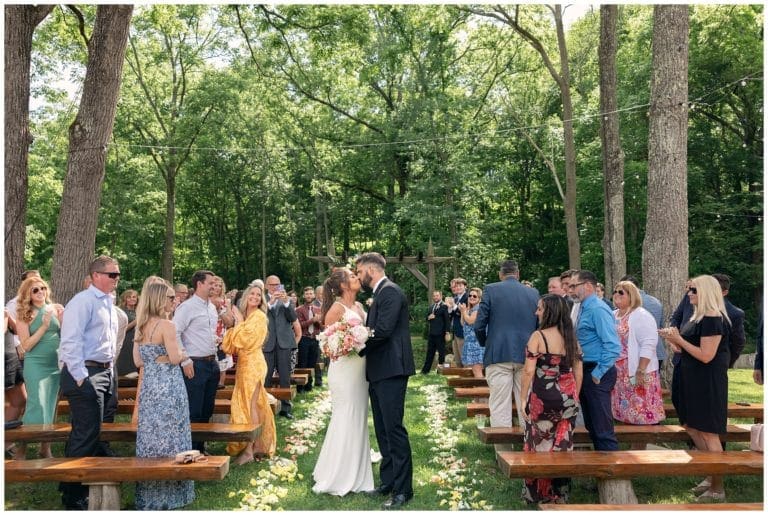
[84,360,112,368]
[190,355,216,362]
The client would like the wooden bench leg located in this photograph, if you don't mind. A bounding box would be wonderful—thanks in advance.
[597,479,637,504]
[86,482,121,510]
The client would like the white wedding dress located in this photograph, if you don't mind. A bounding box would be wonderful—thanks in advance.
[312,303,374,496]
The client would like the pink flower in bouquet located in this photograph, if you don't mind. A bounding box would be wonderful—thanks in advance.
[317,314,371,361]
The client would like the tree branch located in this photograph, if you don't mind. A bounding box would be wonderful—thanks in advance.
[65,5,90,47]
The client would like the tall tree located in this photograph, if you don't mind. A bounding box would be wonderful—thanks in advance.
[50,4,133,304]
[464,4,582,268]
[4,5,54,300]
[643,4,689,383]
[599,4,626,290]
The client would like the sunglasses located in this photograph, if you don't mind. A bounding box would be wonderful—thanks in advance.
[688,287,698,294]
[98,271,121,279]
[468,294,478,298]
[613,290,625,296]
[32,286,48,294]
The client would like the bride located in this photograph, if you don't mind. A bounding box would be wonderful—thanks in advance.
[312,267,374,496]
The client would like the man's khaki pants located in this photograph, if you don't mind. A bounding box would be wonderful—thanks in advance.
[486,361,525,453]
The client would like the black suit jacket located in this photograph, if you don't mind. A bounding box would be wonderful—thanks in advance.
[426,302,450,336]
[723,298,746,368]
[362,278,415,382]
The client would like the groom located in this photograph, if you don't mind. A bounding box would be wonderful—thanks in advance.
[355,252,415,509]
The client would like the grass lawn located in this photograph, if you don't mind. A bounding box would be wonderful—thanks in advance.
[4,337,764,510]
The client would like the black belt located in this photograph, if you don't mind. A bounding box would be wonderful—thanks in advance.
[583,361,598,368]
[84,360,112,369]
[190,355,216,362]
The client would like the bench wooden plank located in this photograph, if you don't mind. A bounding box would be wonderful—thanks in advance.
[540,502,764,511]
[478,424,753,445]
[497,450,763,479]
[456,387,489,398]
[437,366,474,377]
[447,377,487,387]
[5,456,230,482]
[467,402,763,422]
[5,422,258,444]
[226,373,308,386]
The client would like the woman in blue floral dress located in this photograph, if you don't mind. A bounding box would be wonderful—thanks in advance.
[133,282,194,510]
[459,288,485,377]
[520,294,583,504]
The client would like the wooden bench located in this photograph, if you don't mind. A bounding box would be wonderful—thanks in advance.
[120,386,236,400]
[467,402,764,422]
[5,422,259,444]
[456,386,490,398]
[496,449,763,504]
[294,368,315,382]
[540,502,764,511]
[224,373,308,386]
[478,424,753,445]
[447,377,487,387]
[5,456,229,510]
[437,366,474,376]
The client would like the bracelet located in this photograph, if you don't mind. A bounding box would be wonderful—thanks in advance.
[180,358,192,367]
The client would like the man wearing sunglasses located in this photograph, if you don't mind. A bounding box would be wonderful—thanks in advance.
[571,270,621,451]
[58,255,121,510]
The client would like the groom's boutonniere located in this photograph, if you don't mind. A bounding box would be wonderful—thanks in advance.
[365,297,374,307]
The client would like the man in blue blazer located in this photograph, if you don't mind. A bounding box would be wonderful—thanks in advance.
[474,259,539,449]
[356,252,414,509]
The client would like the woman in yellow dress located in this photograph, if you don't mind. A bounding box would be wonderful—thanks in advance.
[223,284,275,465]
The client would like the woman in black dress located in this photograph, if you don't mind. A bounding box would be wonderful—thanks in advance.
[660,275,730,503]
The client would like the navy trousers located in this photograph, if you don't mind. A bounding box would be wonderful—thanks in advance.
[579,363,619,451]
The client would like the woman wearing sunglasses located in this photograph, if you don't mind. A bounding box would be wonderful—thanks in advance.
[609,281,665,436]
[14,277,64,459]
[659,275,730,502]
[458,288,485,378]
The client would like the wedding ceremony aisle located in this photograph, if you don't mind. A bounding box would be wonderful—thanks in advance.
[4,339,764,510]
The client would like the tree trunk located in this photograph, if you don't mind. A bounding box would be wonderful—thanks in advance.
[599,4,626,291]
[553,6,581,269]
[50,5,134,304]
[4,5,54,301]
[161,171,176,281]
[643,4,689,388]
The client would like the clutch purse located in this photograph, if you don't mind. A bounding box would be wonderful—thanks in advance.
[174,450,208,464]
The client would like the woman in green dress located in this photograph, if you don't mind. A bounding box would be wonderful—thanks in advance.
[15,277,63,459]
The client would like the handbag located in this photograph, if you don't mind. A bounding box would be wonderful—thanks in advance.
[174,450,208,464]
[750,424,763,452]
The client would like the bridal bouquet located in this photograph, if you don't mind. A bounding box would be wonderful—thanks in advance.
[317,315,372,361]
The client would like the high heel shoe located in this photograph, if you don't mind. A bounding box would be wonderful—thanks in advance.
[690,479,711,495]
[695,490,726,503]
[233,452,254,466]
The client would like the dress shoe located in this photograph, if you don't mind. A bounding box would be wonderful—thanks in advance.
[366,484,393,497]
[383,492,413,510]
[278,411,294,419]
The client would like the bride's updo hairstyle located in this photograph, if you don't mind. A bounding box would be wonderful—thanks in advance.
[321,267,352,319]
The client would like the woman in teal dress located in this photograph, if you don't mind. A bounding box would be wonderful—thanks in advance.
[15,277,63,459]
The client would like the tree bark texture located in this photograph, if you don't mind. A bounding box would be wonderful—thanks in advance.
[599,4,626,291]
[553,6,581,269]
[643,4,689,388]
[4,5,54,301]
[162,172,176,281]
[51,5,133,304]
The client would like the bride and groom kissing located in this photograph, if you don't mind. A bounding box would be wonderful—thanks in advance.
[312,252,415,509]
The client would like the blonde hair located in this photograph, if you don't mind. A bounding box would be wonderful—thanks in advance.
[16,277,53,323]
[615,281,642,311]
[690,275,730,325]
[238,285,267,316]
[469,287,483,301]
[135,282,175,342]
[118,289,138,310]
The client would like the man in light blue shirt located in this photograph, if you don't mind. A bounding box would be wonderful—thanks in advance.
[58,255,120,510]
[572,270,620,451]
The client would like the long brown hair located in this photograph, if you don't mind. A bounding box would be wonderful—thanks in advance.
[538,294,578,368]
[320,268,353,320]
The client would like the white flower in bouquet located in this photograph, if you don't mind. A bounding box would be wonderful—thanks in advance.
[318,314,371,361]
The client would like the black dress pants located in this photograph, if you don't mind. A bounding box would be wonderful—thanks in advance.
[369,376,413,497]
[183,359,220,452]
[59,365,113,508]
[421,334,446,374]
[296,336,319,392]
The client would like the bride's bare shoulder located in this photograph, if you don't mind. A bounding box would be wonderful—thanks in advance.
[324,302,345,326]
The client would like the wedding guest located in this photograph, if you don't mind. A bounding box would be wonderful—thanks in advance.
[133,282,194,509]
[4,309,27,453]
[660,275,730,502]
[520,294,582,504]
[459,288,484,378]
[547,277,565,296]
[754,309,763,385]
[421,290,450,374]
[610,281,665,440]
[211,276,235,389]
[58,255,120,510]
[447,278,468,367]
[296,287,322,392]
[263,275,298,419]
[115,289,139,376]
[16,277,63,459]
[174,270,220,453]
[313,285,326,387]
[596,282,614,309]
[224,285,275,464]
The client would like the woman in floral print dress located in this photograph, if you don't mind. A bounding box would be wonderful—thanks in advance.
[519,294,583,504]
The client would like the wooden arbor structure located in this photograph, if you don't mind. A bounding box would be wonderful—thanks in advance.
[309,240,453,302]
